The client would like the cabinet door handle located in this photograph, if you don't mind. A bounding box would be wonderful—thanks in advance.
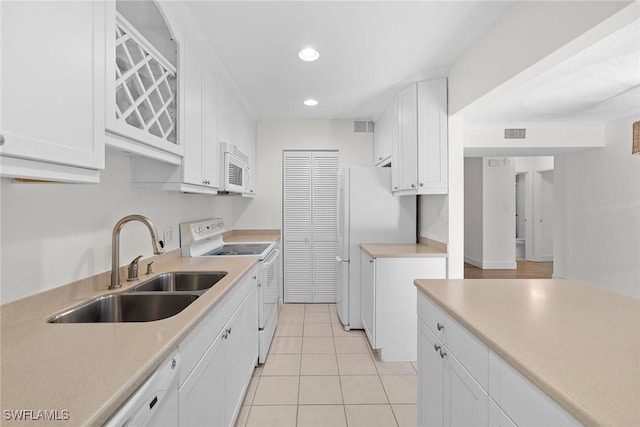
[378,157,383,161]
[222,331,229,339]
[394,186,398,190]
[419,182,424,187]
[411,183,416,188]
[369,259,374,264]
[0,134,5,146]
[437,322,444,331]
[171,358,177,369]
[439,348,447,359]
[433,343,441,352]
[226,327,232,335]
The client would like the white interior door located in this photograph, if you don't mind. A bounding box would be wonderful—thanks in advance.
[283,152,312,302]
[283,151,338,303]
[312,153,339,302]
[534,170,554,262]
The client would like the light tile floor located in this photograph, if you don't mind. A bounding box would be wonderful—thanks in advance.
[235,304,417,427]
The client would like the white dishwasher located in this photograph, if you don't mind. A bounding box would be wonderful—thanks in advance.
[105,350,180,427]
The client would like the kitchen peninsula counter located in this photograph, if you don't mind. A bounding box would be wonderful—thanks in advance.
[414,278,640,427]
[1,250,259,426]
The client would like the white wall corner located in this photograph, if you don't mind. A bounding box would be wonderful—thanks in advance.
[464,256,482,269]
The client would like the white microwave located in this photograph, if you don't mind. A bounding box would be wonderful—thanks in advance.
[222,143,250,194]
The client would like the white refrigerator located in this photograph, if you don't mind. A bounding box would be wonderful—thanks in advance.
[336,167,417,329]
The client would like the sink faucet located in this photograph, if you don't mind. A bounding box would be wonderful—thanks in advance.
[110,215,165,290]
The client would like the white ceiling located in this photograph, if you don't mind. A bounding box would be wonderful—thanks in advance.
[183,1,512,120]
[464,18,640,124]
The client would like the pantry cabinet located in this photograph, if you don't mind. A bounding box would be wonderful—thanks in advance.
[360,250,446,361]
[392,78,448,195]
[0,0,105,183]
[178,267,259,427]
[373,96,397,167]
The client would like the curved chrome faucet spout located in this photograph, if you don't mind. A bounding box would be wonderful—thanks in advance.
[110,215,164,290]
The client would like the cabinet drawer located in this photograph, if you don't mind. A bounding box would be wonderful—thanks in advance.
[493,354,580,427]
[417,291,488,390]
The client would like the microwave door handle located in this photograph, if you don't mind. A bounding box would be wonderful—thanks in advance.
[244,168,250,191]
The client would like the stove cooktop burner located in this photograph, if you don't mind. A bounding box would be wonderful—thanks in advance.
[202,243,272,257]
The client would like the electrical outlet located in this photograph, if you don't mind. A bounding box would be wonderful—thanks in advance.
[163,227,174,244]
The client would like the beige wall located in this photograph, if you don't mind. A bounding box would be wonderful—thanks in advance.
[233,120,374,230]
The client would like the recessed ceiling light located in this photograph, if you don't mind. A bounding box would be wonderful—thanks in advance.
[298,47,319,62]
[304,99,319,106]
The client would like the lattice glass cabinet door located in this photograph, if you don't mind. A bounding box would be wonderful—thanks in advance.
[107,2,179,153]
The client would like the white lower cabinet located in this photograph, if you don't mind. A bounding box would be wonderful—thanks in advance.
[360,250,446,361]
[179,329,225,427]
[417,290,581,427]
[489,399,517,427]
[178,267,259,427]
[418,319,488,426]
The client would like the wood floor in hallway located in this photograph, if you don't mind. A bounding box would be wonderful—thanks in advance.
[464,261,553,279]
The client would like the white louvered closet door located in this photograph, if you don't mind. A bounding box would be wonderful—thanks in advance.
[283,151,338,303]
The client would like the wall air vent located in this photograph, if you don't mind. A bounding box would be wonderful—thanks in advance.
[504,128,527,139]
[354,121,375,133]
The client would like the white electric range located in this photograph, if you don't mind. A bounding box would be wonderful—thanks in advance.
[180,219,279,363]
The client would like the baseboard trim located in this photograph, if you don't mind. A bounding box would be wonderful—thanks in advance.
[537,255,554,262]
[482,262,518,270]
[465,257,518,270]
[552,273,567,280]
[464,256,482,268]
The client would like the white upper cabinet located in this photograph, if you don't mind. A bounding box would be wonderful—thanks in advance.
[0,1,106,183]
[394,84,419,192]
[105,1,182,164]
[219,79,257,196]
[203,65,221,190]
[417,79,448,194]
[182,35,205,186]
[131,30,220,194]
[373,96,397,167]
[392,78,448,195]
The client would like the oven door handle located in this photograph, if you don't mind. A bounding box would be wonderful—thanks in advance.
[262,247,280,266]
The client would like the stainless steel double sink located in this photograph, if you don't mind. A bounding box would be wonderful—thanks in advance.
[48,272,227,324]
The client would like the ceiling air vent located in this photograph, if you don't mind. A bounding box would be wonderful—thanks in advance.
[504,128,526,139]
[354,121,374,133]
